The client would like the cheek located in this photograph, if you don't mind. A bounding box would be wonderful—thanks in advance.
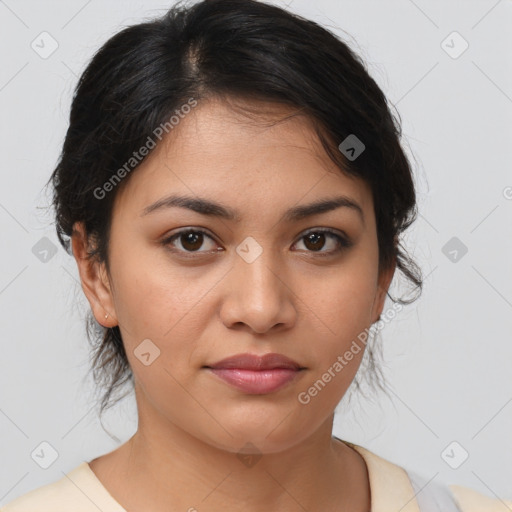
[111,242,180,324]
[110,248,219,364]
[296,252,379,402]
[294,273,377,412]
[304,258,378,341]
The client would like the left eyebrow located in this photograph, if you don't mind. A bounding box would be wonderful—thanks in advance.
[282,196,364,225]
[140,193,364,225]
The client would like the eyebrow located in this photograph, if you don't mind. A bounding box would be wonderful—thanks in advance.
[141,193,364,224]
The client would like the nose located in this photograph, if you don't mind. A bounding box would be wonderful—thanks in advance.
[219,245,297,335]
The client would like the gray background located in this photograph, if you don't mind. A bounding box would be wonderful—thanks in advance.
[1,0,511,506]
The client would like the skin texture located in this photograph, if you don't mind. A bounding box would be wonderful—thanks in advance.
[72,96,395,512]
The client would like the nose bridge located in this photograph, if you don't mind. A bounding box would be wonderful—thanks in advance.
[235,236,282,303]
[236,246,278,292]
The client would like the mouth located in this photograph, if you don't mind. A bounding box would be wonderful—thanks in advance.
[204,352,306,394]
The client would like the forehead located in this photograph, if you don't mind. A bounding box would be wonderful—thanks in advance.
[113,96,373,220]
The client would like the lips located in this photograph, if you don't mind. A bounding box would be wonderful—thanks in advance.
[205,353,305,394]
[207,353,302,371]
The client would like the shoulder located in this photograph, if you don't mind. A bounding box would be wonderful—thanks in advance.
[0,462,124,512]
[1,463,89,512]
[343,440,512,512]
[408,468,512,512]
[449,484,512,512]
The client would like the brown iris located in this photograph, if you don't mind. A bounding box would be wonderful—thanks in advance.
[180,231,204,251]
[303,232,326,251]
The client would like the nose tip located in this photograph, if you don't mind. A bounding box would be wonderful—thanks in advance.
[219,249,297,334]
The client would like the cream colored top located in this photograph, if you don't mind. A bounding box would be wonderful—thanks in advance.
[1,441,510,511]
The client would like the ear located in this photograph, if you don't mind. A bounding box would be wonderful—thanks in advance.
[71,221,118,327]
[370,256,396,324]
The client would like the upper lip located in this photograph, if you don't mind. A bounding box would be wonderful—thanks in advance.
[206,353,303,370]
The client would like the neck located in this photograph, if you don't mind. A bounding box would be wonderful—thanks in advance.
[91,389,370,512]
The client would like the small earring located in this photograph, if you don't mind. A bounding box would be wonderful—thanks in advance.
[105,313,109,319]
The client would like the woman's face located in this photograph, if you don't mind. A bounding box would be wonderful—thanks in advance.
[76,97,394,454]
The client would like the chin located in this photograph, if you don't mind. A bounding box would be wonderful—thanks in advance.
[200,423,314,457]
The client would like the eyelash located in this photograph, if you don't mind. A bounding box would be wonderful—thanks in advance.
[160,227,352,259]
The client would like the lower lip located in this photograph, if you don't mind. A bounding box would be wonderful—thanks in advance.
[207,368,301,394]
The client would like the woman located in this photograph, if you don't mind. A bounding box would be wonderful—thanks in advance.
[2,1,509,511]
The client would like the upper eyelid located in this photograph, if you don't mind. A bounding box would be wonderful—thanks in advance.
[299,227,349,239]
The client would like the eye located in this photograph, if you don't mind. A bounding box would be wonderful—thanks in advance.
[292,228,352,256]
[161,227,352,259]
[161,229,221,256]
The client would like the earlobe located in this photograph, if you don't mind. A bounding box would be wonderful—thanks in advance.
[71,222,118,327]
